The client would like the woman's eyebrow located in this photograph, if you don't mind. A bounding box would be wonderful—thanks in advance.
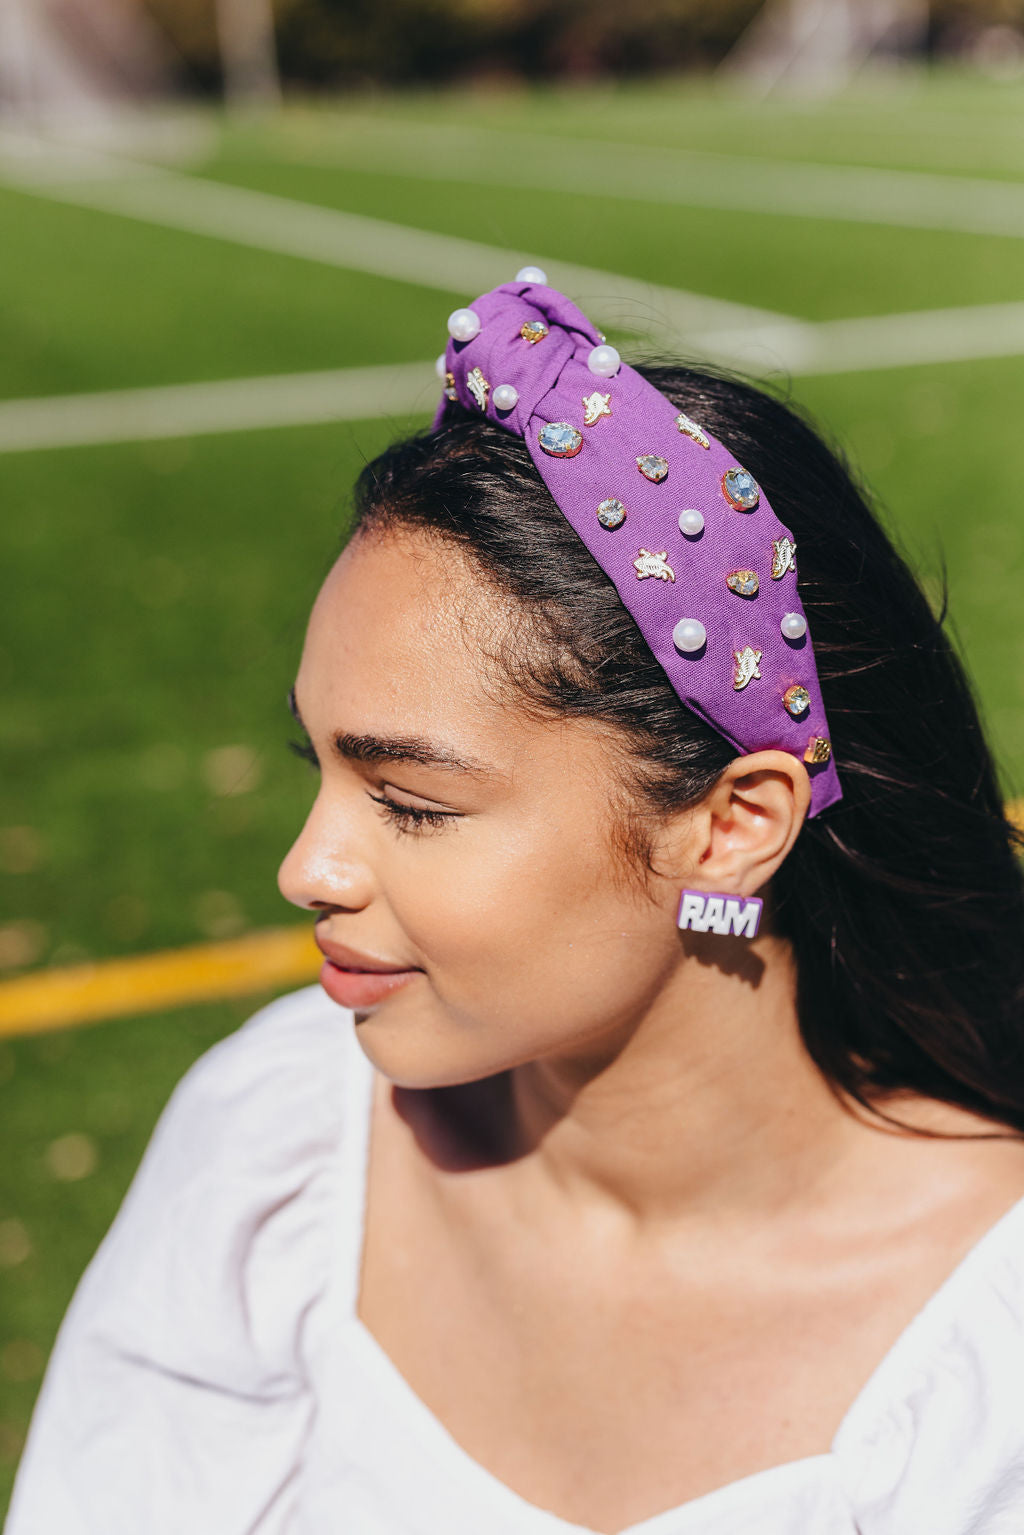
[287,688,492,776]
[333,732,491,775]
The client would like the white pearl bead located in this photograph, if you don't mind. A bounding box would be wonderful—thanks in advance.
[434,353,448,379]
[672,618,707,653]
[587,344,621,378]
[515,266,548,284]
[781,611,807,640]
[678,509,704,537]
[447,307,481,342]
[492,384,518,412]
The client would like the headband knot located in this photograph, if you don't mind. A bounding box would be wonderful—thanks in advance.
[445,282,603,437]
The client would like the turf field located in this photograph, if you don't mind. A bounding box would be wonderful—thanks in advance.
[3,69,1024,1510]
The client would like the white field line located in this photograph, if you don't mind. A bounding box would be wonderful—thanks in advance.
[0,363,438,453]
[7,296,1024,456]
[271,115,1024,241]
[3,130,1024,458]
[0,132,799,353]
[700,298,1024,375]
[6,141,1022,382]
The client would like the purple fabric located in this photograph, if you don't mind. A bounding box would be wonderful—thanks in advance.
[432,281,841,816]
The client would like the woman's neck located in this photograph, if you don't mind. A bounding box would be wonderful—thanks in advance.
[508,933,865,1229]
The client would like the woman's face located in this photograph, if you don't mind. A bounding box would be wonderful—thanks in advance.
[279,529,700,1088]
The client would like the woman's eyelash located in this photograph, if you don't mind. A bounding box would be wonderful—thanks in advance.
[287,741,457,832]
[367,791,458,833]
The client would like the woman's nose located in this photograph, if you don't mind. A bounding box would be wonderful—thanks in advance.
[277,793,375,913]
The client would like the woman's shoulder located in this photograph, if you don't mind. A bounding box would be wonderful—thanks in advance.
[5,986,366,1533]
[121,982,364,1212]
[179,978,356,1093]
[68,984,367,1381]
[160,980,360,1147]
[834,1181,1024,1531]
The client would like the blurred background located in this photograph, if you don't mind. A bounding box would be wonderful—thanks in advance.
[3,0,1024,1511]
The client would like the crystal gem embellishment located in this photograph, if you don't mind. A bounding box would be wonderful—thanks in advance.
[444,370,457,402]
[538,422,583,458]
[466,366,490,412]
[521,320,548,344]
[783,685,811,717]
[772,537,797,579]
[726,569,759,598]
[583,391,612,426]
[722,468,760,511]
[637,454,669,483]
[805,736,832,764]
[733,646,762,691]
[633,549,675,582]
[597,498,626,529]
[675,413,711,450]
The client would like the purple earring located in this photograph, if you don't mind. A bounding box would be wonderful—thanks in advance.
[677,890,762,939]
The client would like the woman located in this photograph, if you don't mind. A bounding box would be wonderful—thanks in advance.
[8,275,1024,1535]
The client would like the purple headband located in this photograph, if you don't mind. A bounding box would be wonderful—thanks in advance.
[431,274,841,817]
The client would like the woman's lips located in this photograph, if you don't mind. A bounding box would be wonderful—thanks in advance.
[314,932,422,1010]
[318,957,421,1011]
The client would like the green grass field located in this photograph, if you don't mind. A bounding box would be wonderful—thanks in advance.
[3,69,1024,1512]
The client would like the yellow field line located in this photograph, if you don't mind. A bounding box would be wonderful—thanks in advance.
[0,926,321,1040]
[3,801,1023,1040]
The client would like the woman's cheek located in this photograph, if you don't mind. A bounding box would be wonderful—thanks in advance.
[391,811,604,951]
[392,819,638,1008]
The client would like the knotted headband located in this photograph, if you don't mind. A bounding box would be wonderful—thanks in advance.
[431,273,841,817]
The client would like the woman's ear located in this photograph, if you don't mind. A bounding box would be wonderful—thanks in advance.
[661,751,811,899]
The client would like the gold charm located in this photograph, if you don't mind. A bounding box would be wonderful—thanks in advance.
[582,391,612,426]
[633,549,675,583]
[771,537,797,579]
[804,736,832,764]
[726,570,759,598]
[521,320,548,344]
[675,412,711,449]
[733,646,762,691]
[444,370,457,402]
[466,366,490,411]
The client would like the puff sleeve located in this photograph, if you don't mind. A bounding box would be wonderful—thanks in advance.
[5,984,350,1535]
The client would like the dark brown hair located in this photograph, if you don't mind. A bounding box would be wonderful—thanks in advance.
[352,363,1024,1134]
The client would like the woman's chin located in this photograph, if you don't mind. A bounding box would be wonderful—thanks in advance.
[349,1010,510,1091]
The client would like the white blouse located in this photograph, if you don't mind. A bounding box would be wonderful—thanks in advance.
[7,983,1024,1535]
